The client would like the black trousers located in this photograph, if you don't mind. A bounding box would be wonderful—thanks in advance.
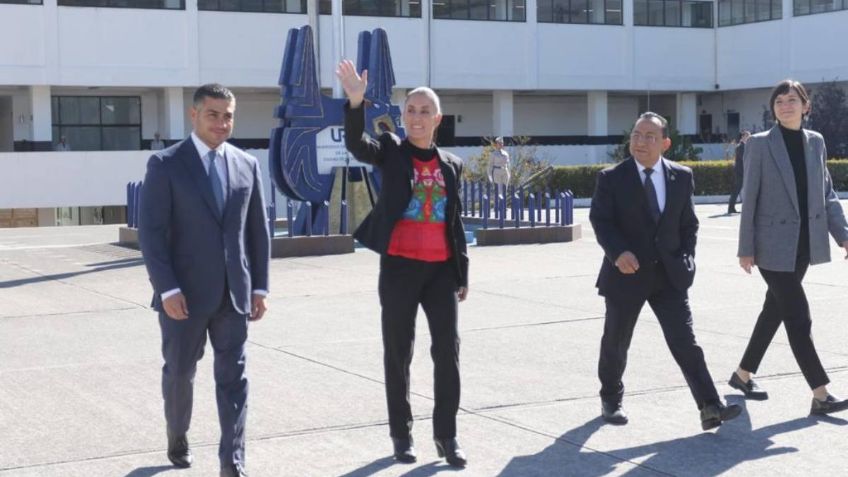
[598,264,720,409]
[378,255,461,439]
[727,172,743,211]
[739,258,829,389]
[159,291,249,467]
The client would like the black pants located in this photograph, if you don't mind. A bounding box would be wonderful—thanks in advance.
[739,258,829,389]
[598,264,720,409]
[727,173,743,212]
[378,255,460,439]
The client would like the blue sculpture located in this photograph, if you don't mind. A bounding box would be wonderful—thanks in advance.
[270,26,403,235]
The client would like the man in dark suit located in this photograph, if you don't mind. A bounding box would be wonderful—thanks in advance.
[590,112,742,430]
[727,130,750,214]
[139,84,270,477]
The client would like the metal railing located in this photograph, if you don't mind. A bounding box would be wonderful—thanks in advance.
[461,181,574,229]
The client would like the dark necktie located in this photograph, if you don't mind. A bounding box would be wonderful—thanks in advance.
[207,150,225,215]
[643,168,661,223]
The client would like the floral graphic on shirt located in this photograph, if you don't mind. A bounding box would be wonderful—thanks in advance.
[402,158,447,223]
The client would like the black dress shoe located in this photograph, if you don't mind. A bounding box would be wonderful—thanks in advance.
[811,395,848,415]
[601,401,628,425]
[434,438,467,468]
[700,402,743,430]
[391,437,417,463]
[728,372,769,400]
[220,464,248,477]
[166,431,193,468]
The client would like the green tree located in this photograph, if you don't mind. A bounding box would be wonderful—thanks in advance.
[609,127,703,162]
[463,136,549,187]
[809,80,848,157]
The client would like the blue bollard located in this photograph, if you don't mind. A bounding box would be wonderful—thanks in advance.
[545,192,551,227]
[340,200,348,235]
[566,190,574,225]
[287,201,294,238]
[555,191,561,224]
[498,191,505,229]
[133,182,142,229]
[528,193,536,228]
[482,195,489,230]
[470,182,476,217]
[463,181,468,217]
[304,202,313,237]
[323,200,330,236]
[126,183,134,227]
[478,183,484,219]
[512,193,520,228]
[559,192,566,226]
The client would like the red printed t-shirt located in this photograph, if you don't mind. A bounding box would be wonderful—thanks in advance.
[387,155,452,261]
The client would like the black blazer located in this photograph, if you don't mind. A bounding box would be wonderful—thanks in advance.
[589,157,698,301]
[343,102,469,287]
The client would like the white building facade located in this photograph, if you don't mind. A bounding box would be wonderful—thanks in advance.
[1,0,847,225]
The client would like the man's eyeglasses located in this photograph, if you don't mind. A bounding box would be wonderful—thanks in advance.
[630,133,660,144]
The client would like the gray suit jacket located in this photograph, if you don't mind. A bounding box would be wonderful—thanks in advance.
[139,138,270,317]
[737,125,848,272]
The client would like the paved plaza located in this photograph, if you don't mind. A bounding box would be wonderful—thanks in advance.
[1,204,847,477]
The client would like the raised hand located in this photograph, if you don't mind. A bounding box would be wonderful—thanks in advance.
[335,59,368,108]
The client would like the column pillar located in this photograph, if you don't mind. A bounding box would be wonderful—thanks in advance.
[676,92,697,135]
[164,87,186,140]
[30,86,52,151]
[587,91,608,136]
[493,90,514,138]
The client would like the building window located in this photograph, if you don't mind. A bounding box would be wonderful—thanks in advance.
[51,96,142,151]
[319,0,331,13]
[343,0,421,17]
[198,0,312,12]
[718,0,782,25]
[1,0,43,4]
[538,0,623,24]
[634,0,713,27]
[58,0,184,9]
[433,0,526,21]
[794,0,847,15]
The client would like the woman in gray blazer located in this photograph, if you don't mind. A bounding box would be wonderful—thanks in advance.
[731,79,848,414]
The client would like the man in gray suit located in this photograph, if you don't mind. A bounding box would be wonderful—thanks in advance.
[139,84,270,477]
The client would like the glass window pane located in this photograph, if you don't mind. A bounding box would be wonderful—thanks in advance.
[319,0,331,13]
[606,0,623,23]
[571,0,589,22]
[718,0,730,25]
[236,0,262,11]
[755,0,770,18]
[538,0,553,21]
[743,0,756,20]
[219,0,238,10]
[772,0,782,18]
[511,0,526,20]
[61,126,101,151]
[469,0,488,18]
[52,97,59,124]
[263,0,284,12]
[408,0,421,16]
[666,0,681,25]
[648,0,664,24]
[433,0,449,17]
[452,0,469,18]
[634,0,649,24]
[685,1,712,26]
[101,97,140,125]
[102,127,141,151]
[731,0,744,23]
[197,0,217,9]
[810,0,833,11]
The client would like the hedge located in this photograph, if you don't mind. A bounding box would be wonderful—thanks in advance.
[548,159,848,198]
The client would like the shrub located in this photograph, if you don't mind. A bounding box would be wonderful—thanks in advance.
[547,159,848,199]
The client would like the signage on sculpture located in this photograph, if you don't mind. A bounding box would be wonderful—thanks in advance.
[315,126,373,174]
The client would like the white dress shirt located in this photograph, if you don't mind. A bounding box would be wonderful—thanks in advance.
[635,158,666,213]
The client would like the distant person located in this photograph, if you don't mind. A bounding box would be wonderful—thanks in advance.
[151,132,166,150]
[337,59,469,468]
[139,84,270,477]
[487,136,511,193]
[590,112,743,430]
[55,136,70,151]
[727,131,750,214]
[732,79,848,415]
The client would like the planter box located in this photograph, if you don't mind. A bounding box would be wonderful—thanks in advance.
[118,226,139,248]
[474,224,581,246]
[272,235,355,258]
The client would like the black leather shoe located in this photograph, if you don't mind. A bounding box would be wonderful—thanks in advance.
[391,437,417,463]
[166,431,193,468]
[728,208,738,214]
[601,401,628,425]
[811,395,848,415]
[220,464,247,477]
[434,438,467,468]
[728,372,769,400]
[700,402,742,430]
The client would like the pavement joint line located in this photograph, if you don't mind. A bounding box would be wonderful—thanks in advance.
[464,315,605,333]
[0,306,139,321]
[0,241,111,251]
